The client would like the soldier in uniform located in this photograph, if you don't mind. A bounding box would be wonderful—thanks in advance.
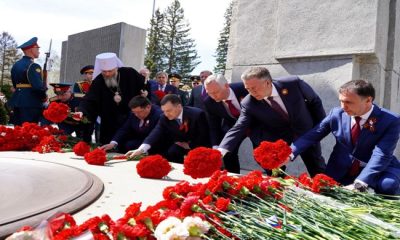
[8,37,47,125]
[169,73,189,105]
[73,65,94,98]
[73,65,96,142]
[49,83,92,142]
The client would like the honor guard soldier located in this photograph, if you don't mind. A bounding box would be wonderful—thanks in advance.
[73,65,94,98]
[8,37,47,125]
[49,83,92,142]
[169,73,189,105]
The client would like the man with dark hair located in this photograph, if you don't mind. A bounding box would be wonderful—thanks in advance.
[126,94,211,163]
[76,52,145,144]
[218,66,327,177]
[188,70,212,110]
[8,37,47,125]
[288,79,400,195]
[100,96,162,153]
[203,74,248,173]
[74,65,94,98]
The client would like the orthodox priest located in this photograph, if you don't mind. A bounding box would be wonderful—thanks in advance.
[77,52,145,144]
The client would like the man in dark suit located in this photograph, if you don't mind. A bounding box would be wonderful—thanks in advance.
[203,74,248,173]
[126,94,211,163]
[100,96,162,153]
[288,80,400,195]
[151,72,178,104]
[8,37,47,125]
[188,70,212,110]
[218,66,326,177]
[76,52,145,145]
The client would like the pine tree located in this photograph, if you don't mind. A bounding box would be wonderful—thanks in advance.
[163,0,200,78]
[214,1,233,74]
[0,32,20,87]
[144,9,167,79]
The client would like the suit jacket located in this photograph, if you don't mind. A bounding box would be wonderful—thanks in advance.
[151,83,178,95]
[112,104,162,144]
[292,105,400,185]
[144,106,211,149]
[188,85,207,110]
[219,76,326,152]
[204,82,248,146]
[8,56,47,108]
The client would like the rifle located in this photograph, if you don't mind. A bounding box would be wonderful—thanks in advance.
[42,39,52,89]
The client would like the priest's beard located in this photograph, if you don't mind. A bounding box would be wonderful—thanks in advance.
[104,74,118,88]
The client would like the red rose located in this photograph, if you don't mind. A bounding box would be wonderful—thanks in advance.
[43,102,70,123]
[253,139,292,170]
[84,148,107,166]
[136,155,171,179]
[73,141,91,156]
[183,147,222,179]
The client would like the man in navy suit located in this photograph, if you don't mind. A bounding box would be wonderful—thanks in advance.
[151,72,178,104]
[289,80,400,195]
[100,96,162,153]
[188,70,212,110]
[218,67,326,177]
[126,94,211,163]
[8,37,47,125]
[203,74,248,173]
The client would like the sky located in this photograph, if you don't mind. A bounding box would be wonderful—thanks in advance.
[0,0,232,75]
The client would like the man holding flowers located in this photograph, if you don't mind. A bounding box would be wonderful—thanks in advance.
[218,66,327,177]
[289,79,400,195]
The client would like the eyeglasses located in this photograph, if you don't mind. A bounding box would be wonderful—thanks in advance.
[193,82,199,85]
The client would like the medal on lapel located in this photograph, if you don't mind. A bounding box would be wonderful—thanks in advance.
[114,92,122,104]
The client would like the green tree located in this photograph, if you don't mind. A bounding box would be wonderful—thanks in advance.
[214,1,233,74]
[145,9,167,79]
[163,0,200,78]
[0,32,20,87]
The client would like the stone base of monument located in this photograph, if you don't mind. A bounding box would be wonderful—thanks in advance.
[0,158,104,239]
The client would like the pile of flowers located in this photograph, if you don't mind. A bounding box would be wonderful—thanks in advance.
[8,170,400,239]
[0,123,68,153]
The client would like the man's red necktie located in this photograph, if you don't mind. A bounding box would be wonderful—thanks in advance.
[348,116,362,176]
[225,100,240,118]
[351,116,361,146]
[267,96,289,121]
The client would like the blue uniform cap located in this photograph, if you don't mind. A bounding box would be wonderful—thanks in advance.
[50,83,72,94]
[17,37,39,50]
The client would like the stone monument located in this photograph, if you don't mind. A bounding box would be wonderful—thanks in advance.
[227,0,400,170]
[59,22,146,84]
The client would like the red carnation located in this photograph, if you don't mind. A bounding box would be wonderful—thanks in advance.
[136,154,171,179]
[154,90,166,101]
[253,139,292,170]
[84,148,107,166]
[81,82,91,93]
[73,141,91,156]
[183,147,222,179]
[43,102,70,123]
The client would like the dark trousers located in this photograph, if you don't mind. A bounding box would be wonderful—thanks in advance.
[12,107,42,126]
[166,144,188,164]
[223,151,240,174]
[299,143,326,177]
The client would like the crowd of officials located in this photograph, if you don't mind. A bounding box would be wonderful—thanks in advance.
[7,37,400,195]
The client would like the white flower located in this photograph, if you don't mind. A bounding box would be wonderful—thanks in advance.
[182,216,210,237]
[0,132,6,137]
[154,217,186,240]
